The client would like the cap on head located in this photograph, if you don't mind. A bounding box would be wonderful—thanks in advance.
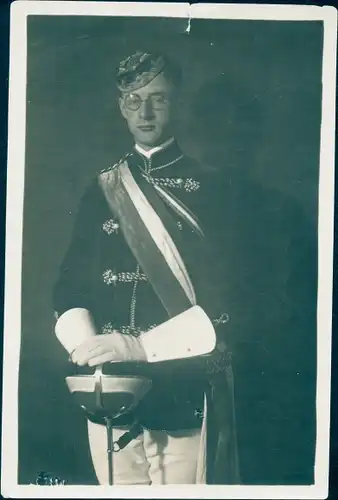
[116,51,181,93]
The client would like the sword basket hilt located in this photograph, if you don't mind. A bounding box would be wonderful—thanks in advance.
[66,364,152,485]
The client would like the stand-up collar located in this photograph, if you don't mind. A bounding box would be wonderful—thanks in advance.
[133,138,184,171]
[134,137,175,159]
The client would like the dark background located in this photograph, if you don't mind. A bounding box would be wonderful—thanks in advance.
[18,15,323,484]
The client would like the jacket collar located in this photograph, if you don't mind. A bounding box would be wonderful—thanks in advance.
[134,137,175,159]
[133,138,184,171]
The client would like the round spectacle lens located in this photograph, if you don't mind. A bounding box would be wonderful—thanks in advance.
[124,93,141,111]
[150,95,168,110]
[123,94,169,111]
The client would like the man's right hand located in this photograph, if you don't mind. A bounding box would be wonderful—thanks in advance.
[70,332,147,367]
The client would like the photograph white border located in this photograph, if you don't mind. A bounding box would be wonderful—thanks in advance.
[1,2,337,498]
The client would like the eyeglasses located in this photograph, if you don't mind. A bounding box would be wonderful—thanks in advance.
[123,93,170,111]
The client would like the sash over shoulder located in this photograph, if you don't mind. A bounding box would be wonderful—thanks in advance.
[98,160,195,317]
[98,158,241,484]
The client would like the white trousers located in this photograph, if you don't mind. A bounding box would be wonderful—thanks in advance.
[87,420,203,485]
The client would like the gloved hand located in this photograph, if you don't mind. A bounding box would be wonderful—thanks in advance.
[70,332,147,367]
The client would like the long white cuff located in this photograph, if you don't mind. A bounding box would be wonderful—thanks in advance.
[140,306,216,363]
[55,308,97,354]
[55,305,216,363]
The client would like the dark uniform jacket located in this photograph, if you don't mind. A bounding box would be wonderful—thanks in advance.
[53,140,317,485]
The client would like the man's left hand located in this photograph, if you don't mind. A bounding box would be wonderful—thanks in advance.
[71,333,147,367]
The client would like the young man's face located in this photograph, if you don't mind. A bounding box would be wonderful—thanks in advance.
[119,72,177,150]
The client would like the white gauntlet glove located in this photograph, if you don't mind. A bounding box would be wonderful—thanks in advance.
[55,306,216,367]
[71,332,147,366]
[54,308,146,366]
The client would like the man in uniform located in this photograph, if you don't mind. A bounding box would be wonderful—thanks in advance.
[53,51,317,485]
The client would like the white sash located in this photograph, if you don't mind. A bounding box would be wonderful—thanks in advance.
[119,161,207,483]
[119,162,197,306]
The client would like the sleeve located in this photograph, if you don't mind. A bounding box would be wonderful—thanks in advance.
[52,178,107,318]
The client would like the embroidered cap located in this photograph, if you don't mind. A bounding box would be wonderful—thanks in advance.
[116,51,180,92]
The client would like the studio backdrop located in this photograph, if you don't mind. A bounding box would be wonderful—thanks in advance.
[19,15,322,484]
